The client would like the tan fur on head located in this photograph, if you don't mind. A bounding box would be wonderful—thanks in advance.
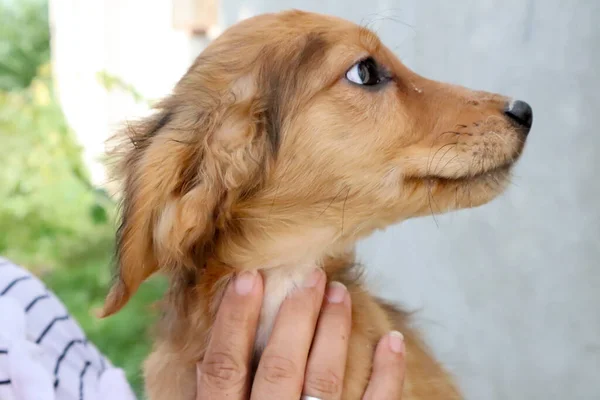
[102,10,530,399]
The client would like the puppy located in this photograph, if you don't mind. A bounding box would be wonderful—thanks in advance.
[100,10,532,399]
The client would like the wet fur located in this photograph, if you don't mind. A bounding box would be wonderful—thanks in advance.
[101,10,529,399]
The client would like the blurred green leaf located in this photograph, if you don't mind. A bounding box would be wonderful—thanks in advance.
[96,70,150,105]
[0,0,51,91]
[90,203,109,224]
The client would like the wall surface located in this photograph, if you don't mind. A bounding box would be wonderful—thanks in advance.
[218,1,599,399]
[51,0,600,398]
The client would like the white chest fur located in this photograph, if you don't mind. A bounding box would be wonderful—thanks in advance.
[254,264,314,353]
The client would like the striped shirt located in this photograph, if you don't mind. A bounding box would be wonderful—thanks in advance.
[0,258,136,400]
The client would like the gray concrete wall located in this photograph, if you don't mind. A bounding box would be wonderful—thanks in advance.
[217,1,599,399]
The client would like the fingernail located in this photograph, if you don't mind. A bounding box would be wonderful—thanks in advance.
[235,270,257,295]
[326,281,347,303]
[303,268,323,288]
[388,331,405,354]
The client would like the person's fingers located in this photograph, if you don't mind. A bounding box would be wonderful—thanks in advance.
[362,331,406,400]
[302,281,352,400]
[250,268,326,400]
[196,271,263,400]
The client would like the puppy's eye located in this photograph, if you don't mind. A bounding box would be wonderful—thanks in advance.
[345,57,386,86]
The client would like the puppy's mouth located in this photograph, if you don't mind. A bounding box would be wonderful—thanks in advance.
[423,160,514,184]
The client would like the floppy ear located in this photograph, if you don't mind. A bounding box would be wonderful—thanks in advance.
[100,85,272,317]
[100,30,328,317]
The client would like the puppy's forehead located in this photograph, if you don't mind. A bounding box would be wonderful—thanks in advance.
[354,26,383,53]
[300,20,383,56]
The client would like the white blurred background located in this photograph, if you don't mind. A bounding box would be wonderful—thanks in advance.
[49,0,600,399]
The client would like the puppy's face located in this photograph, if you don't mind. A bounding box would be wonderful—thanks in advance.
[102,11,531,315]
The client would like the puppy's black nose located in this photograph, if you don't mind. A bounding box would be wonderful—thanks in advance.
[504,100,533,133]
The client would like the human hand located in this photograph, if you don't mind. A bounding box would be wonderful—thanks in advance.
[195,268,406,399]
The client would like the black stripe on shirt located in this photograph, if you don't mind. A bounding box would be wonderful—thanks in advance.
[0,349,7,354]
[54,339,86,377]
[0,379,11,385]
[36,315,70,344]
[0,275,31,295]
[25,293,50,312]
[79,361,91,400]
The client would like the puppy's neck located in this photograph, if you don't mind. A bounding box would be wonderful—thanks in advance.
[254,254,357,354]
[216,225,342,270]
[214,225,353,352]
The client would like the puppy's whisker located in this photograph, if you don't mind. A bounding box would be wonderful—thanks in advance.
[361,14,417,34]
[437,154,461,177]
[426,180,439,228]
[429,182,444,215]
[360,8,417,33]
[425,132,445,175]
[428,141,458,176]
[426,131,461,175]
[433,144,459,175]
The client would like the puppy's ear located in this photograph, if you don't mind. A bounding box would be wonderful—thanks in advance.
[101,87,271,317]
[100,30,325,317]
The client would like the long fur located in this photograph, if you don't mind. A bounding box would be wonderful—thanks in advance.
[101,10,529,399]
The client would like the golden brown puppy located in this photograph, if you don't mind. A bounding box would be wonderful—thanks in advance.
[101,10,532,400]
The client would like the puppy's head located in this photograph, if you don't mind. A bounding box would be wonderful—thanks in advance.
[102,11,532,315]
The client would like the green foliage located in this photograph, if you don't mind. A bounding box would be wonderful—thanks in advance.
[0,65,114,268]
[0,0,51,90]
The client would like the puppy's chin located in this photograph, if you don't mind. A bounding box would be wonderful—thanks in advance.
[426,161,513,186]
